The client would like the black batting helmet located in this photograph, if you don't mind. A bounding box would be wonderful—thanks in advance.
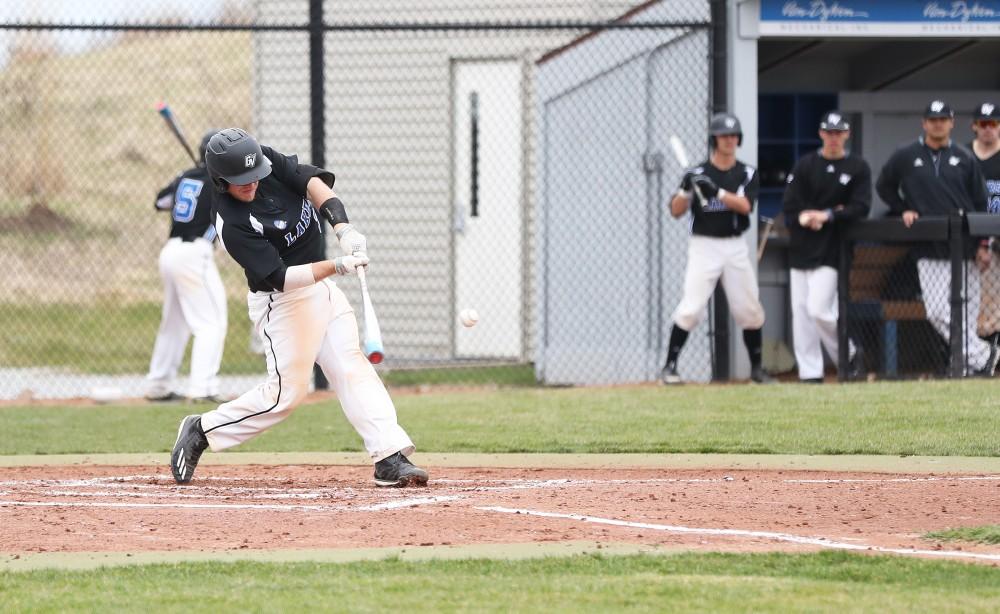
[709,113,743,148]
[198,129,219,166]
[204,128,272,192]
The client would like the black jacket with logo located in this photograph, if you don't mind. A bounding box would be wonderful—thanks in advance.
[783,151,871,269]
[876,138,988,259]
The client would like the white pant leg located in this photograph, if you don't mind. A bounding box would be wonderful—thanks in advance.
[172,240,228,397]
[790,268,823,379]
[200,284,328,451]
[315,280,414,461]
[806,266,841,364]
[719,237,766,330]
[917,259,991,371]
[146,241,192,396]
[672,236,726,331]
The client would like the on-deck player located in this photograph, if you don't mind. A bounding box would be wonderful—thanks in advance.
[145,130,228,403]
[170,128,427,487]
[661,113,772,385]
[783,111,870,383]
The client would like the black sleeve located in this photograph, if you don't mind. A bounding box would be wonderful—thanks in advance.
[260,145,335,198]
[740,165,759,210]
[154,176,181,211]
[835,159,872,221]
[876,151,906,215]
[782,158,807,218]
[219,217,287,290]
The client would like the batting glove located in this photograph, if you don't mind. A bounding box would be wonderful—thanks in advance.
[334,254,369,276]
[680,171,695,192]
[336,223,367,257]
[692,175,721,201]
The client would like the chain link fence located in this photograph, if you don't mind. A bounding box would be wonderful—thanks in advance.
[840,216,1000,380]
[0,0,714,399]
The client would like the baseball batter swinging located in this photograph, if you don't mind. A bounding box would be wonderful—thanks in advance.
[145,131,227,402]
[170,128,427,487]
[662,113,771,385]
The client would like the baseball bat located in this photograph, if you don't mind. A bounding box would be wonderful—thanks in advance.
[355,266,385,364]
[757,216,775,263]
[668,135,707,209]
[156,102,199,165]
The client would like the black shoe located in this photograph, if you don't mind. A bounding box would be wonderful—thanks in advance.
[750,365,776,384]
[374,452,429,488]
[974,334,1000,377]
[660,361,682,385]
[146,391,185,403]
[171,415,208,484]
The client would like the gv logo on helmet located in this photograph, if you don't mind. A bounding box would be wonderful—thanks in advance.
[725,118,736,128]
[245,153,256,168]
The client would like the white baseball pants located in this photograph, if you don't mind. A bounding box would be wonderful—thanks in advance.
[790,266,843,380]
[673,235,766,331]
[917,258,992,371]
[199,278,414,462]
[146,237,227,398]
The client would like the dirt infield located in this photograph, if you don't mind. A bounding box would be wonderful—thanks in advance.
[3,464,1000,564]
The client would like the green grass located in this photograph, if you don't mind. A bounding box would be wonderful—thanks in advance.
[2,552,999,612]
[0,301,262,375]
[2,380,1000,456]
[927,526,1000,545]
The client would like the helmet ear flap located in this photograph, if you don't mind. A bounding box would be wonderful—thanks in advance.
[738,133,743,146]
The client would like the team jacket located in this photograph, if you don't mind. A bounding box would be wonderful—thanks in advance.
[214,146,335,292]
[968,142,1000,213]
[876,138,988,259]
[686,159,759,238]
[783,151,871,270]
[155,166,217,242]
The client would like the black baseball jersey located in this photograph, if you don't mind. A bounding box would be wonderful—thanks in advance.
[969,142,1000,213]
[876,138,988,258]
[155,166,217,242]
[783,151,871,269]
[685,160,759,237]
[214,146,335,292]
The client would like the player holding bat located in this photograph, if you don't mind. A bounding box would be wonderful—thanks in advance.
[170,128,427,488]
[662,113,772,385]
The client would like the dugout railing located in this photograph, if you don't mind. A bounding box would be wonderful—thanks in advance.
[837,214,1000,381]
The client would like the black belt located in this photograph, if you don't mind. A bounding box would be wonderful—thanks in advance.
[180,236,197,242]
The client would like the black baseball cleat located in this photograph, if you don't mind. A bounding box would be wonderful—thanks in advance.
[974,334,1000,377]
[374,452,429,488]
[146,391,185,403]
[171,415,209,484]
[750,365,776,384]
[660,361,682,385]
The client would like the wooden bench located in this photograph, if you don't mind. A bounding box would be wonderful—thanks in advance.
[848,245,927,376]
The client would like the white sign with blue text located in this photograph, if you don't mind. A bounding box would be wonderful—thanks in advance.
[760,0,1000,36]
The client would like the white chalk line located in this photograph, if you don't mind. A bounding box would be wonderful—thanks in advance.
[0,495,462,513]
[479,506,1000,562]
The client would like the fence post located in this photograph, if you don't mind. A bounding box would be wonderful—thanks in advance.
[949,213,965,378]
[837,234,850,381]
[310,0,329,390]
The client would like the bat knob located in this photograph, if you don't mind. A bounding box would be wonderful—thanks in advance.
[367,351,384,365]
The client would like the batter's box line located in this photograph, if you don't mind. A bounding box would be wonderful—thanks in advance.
[0,495,463,513]
[478,506,1000,563]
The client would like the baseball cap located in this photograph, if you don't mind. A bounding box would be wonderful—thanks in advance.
[819,111,850,131]
[974,102,998,121]
[924,100,954,119]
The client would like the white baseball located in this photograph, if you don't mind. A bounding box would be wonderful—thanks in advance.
[459,308,479,328]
